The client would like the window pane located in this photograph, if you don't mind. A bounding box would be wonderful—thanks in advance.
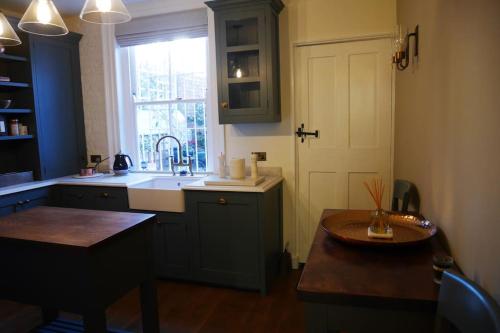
[136,102,208,172]
[133,38,207,102]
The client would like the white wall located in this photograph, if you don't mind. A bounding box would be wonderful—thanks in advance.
[395,0,500,301]
[65,17,112,169]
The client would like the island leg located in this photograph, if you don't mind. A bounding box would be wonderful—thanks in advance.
[83,308,107,333]
[41,307,59,325]
[140,278,160,333]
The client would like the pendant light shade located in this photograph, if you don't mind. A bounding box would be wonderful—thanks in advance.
[18,0,68,36]
[80,0,131,24]
[0,12,22,47]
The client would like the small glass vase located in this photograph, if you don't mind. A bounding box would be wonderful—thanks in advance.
[369,209,391,235]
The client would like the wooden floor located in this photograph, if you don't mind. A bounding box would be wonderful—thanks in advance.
[0,270,305,333]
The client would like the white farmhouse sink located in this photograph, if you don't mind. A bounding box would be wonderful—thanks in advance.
[128,177,201,213]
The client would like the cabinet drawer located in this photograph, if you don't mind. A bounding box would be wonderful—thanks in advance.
[0,187,51,217]
[186,190,258,207]
[56,186,129,211]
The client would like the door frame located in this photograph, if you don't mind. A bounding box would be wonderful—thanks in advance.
[290,33,396,264]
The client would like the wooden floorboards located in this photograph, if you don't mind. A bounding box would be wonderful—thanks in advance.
[0,270,305,333]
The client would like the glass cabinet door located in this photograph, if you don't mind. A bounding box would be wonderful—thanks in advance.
[219,11,268,118]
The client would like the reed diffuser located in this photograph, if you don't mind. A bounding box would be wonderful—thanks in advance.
[364,178,393,238]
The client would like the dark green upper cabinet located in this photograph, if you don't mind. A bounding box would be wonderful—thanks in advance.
[30,34,87,180]
[206,0,284,124]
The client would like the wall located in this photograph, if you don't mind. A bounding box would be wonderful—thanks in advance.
[65,17,112,169]
[226,0,396,261]
[396,0,500,301]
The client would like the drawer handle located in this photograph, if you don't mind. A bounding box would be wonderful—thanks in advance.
[101,193,109,198]
[218,197,227,205]
[17,201,24,206]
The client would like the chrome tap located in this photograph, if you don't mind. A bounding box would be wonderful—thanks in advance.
[155,135,193,176]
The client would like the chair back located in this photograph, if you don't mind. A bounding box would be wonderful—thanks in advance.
[436,270,500,333]
[392,179,413,212]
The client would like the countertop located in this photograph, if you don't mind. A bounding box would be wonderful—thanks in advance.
[0,173,283,196]
[183,176,283,193]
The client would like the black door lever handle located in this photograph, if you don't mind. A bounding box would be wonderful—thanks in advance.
[296,124,319,143]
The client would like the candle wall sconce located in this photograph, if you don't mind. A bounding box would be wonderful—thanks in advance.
[393,25,419,71]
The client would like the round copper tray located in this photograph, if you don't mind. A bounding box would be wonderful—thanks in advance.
[321,210,437,247]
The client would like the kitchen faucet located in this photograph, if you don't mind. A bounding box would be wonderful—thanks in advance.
[155,135,193,176]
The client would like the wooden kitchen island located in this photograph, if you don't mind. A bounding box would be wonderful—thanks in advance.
[0,206,159,333]
[298,209,449,333]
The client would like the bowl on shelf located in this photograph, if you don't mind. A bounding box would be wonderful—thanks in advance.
[0,99,12,109]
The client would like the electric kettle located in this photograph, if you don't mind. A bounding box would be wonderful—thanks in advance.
[113,153,133,175]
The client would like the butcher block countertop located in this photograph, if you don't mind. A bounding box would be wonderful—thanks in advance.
[0,206,155,248]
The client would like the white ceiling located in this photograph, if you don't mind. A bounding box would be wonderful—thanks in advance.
[0,0,148,16]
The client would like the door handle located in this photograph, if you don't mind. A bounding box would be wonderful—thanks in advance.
[296,124,319,143]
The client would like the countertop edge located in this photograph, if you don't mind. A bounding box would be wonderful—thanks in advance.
[0,175,284,196]
[182,176,283,193]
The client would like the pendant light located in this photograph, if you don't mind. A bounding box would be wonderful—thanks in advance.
[80,0,131,24]
[0,12,22,47]
[18,0,68,36]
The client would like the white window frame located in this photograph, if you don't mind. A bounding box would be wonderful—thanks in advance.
[115,11,224,173]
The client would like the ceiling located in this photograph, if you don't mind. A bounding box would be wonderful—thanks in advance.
[0,0,148,16]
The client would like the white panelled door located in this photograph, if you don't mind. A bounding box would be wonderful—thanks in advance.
[295,38,394,261]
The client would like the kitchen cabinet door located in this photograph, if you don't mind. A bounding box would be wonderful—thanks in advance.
[30,34,87,180]
[187,191,260,289]
[155,212,190,279]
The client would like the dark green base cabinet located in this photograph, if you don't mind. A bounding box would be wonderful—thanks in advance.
[185,183,283,294]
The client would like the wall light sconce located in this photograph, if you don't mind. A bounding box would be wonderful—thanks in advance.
[393,25,419,71]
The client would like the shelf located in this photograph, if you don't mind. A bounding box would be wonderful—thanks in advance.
[0,54,29,62]
[228,77,260,84]
[0,81,31,89]
[0,135,34,141]
[0,109,32,114]
[226,44,260,53]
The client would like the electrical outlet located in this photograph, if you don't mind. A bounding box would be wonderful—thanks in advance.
[90,155,102,163]
[252,152,267,161]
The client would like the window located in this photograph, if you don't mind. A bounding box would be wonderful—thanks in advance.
[125,37,208,172]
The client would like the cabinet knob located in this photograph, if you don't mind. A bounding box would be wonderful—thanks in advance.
[17,201,24,206]
[221,102,228,109]
[25,199,30,204]
[101,192,109,198]
[218,197,227,205]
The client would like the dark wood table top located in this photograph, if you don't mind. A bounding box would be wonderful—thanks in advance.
[0,206,155,248]
[297,209,448,310]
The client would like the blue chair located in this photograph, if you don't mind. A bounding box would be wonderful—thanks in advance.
[435,270,500,333]
[392,179,419,213]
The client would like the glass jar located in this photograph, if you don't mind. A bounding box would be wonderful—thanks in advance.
[9,119,19,136]
[369,208,391,234]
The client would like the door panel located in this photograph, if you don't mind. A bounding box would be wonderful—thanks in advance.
[296,39,393,261]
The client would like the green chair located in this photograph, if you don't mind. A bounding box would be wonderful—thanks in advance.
[435,270,500,333]
[391,179,419,213]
